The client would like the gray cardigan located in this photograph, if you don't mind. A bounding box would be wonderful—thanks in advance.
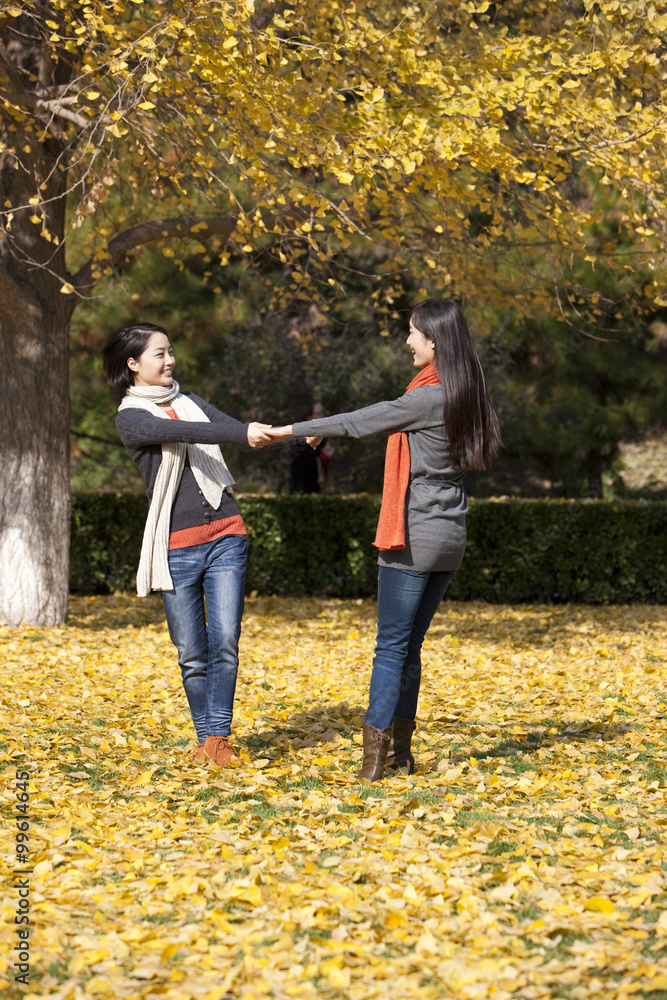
[293,385,467,573]
[116,393,250,532]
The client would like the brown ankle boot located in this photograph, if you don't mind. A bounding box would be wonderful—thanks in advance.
[357,724,392,781]
[203,735,242,767]
[385,717,416,774]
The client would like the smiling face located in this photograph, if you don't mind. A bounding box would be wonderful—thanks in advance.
[406,321,436,369]
[126,332,175,387]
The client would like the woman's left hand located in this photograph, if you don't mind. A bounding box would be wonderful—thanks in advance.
[264,425,293,442]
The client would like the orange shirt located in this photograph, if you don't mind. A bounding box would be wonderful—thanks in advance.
[164,409,246,550]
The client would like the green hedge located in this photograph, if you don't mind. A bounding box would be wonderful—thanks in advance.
[70,493,667,604]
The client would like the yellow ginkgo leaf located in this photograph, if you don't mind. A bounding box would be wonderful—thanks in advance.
[584,897,615,914]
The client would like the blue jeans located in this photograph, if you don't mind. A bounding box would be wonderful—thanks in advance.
[365,566,454,730]
[160,534,247,742]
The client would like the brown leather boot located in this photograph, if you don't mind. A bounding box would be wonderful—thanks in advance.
[203,735,242,767]
[357,724,392,781]
[385,717,416,774]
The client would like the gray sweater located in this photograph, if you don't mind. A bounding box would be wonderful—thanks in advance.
[116,393,250,532]
[293,385,467,572]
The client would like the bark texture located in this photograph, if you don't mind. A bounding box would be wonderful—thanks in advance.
[0,8,74,624]
[0,305,71,625]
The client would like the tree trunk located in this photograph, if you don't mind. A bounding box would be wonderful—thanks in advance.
[0,289,71,625]
[587,472,603,499]
[586,458,604,500]
[0,10,76,624]
[0,13,238,623]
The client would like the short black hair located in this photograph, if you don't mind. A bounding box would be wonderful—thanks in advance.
[101,323,168,389]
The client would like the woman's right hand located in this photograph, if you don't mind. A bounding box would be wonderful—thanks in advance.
[247,422,275,448]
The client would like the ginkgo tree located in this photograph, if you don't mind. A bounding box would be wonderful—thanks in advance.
[1,0,666,625]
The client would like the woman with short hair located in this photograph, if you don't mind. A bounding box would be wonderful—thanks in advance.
[102,322,272,767]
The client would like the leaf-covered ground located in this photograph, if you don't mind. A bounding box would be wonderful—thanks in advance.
[1,596,667,1000]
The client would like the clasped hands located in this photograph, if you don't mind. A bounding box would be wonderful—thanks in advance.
[247,422,322,450]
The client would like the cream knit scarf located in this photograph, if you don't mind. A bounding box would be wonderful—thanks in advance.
[118,381,235,596]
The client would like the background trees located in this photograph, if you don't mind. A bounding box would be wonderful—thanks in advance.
[494,277,667,499]
[2,0,666,624]
[69,241,667,502]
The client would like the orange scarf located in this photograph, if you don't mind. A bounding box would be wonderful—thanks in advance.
[373,362,441,551]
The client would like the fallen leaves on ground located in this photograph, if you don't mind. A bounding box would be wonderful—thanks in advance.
[1,596,666,1000]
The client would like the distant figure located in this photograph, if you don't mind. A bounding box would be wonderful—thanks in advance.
[289,401,328,494]
[318,440,336,491]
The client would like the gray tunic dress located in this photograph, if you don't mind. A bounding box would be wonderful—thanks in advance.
[292,385,467,573]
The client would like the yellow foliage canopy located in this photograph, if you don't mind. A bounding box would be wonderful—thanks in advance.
[1,0,666,313]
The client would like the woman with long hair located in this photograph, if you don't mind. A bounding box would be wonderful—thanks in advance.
[102,322,273,767]
[268,298,501,780]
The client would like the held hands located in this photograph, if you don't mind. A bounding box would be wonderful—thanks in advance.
[248,424,322,450]
[247,422,275,449]
[264,425,293,443]
[263,426,320,450]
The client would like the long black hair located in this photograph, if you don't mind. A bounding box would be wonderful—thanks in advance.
[101,322,168,389]
[409,298,501,471]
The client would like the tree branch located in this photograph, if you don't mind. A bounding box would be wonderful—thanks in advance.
[71,430,123,447]
[0,89,90,129]
[71,214,237,293]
